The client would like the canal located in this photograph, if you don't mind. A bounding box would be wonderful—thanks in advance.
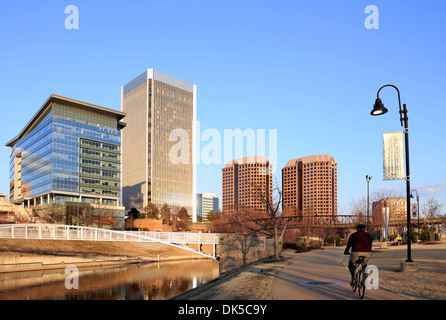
[0,259,219,300]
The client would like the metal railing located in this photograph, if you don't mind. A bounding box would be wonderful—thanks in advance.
[0,224,220,259]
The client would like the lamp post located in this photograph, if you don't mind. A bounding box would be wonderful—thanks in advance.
[366,175,372,230]
[371,84,413,263]
[411,190,420,238]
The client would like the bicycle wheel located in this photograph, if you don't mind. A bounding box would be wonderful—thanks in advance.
[357,269,365,299]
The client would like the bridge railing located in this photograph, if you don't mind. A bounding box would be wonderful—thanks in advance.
[0,224,220,245]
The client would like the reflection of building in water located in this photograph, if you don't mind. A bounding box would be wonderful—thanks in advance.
[0,259,219,300]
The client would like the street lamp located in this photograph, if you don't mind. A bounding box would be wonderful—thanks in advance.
[371,84,413,263]
[366,175,372,230]
[411,190,420,238]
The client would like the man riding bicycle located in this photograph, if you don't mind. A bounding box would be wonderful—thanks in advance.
[344,224,372,286]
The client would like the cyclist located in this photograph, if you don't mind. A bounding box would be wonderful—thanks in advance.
[344,223,372,286]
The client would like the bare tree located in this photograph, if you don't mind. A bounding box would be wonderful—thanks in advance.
[33,204,66,224]
[349,196,367,223]
[349,188,403,229]
[426,197,444,218]
[214,178,296,261]
[212,207,261,266]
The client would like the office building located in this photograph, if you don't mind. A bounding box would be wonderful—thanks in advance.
[121,69,196,219]
[222,156,273,212]
[6,94,126,228]
[196,193,220,223]
[282,155,337,220]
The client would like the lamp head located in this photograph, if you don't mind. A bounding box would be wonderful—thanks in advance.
[371,98,388,116]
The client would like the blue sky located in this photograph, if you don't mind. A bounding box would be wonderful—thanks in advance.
[1,0,445,215]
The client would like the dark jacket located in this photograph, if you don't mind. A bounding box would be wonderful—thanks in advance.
[344,230,372,254]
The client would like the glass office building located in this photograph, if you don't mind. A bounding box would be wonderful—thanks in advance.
[6,94,126,228]
[122,69,196,220]
[196,193,220,223]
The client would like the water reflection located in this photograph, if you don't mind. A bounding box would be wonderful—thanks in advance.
[0,259,219,300]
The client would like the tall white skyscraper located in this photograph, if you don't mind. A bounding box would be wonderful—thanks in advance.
[122,69,196,219]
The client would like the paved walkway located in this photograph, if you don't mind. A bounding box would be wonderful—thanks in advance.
[271,247,406,300]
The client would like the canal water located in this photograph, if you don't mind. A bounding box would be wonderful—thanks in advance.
[0,259,219,300]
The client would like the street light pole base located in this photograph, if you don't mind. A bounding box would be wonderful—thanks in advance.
[401,261,418,272]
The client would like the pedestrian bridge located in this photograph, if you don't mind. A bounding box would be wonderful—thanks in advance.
[0,224,220,259]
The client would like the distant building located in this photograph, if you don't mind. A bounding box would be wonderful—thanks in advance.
[196,193,220,223]
[282,155,338,221]
[5,94,126,228]
[372,197,407,223]
[222,156,273,212]
[121,69,196,220]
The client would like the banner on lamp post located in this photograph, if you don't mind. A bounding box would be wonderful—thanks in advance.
[383,132,405,181]
[411,203,418,218]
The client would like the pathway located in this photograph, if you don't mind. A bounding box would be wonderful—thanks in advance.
[271,247,407,300]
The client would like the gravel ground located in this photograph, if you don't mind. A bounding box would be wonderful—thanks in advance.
[173,240,446,300]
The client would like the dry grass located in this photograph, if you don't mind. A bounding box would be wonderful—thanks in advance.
[0,238,200,259]
[371,241,446,300]
[173,252,295,300]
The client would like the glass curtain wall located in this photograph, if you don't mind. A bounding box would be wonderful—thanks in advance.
[152,80,194,214]
[9,103,122,204]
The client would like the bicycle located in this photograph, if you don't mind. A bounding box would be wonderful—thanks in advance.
[351,256,367,299]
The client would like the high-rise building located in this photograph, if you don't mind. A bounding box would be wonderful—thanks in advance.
[282,155,337,220]
[6,94,127,228]
[196,193,220,223]
[121,69,196,219]
[222,156,273,212]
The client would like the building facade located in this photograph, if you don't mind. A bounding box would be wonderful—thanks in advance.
[121,69,196,220]
[222,156,273,212]
[6,94,126,228]
[282,155,337,221]
[196,193,220,223]
[372,197,407,223]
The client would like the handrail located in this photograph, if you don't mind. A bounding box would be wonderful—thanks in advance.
[0,224,220,259]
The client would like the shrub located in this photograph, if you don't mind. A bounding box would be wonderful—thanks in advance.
[420,226,431,242]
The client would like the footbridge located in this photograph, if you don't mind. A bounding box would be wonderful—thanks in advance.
[0,224,220,259]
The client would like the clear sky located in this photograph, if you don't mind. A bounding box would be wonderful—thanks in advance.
[1,0,445,215]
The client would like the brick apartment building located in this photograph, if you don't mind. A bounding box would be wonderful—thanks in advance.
[372,197,407,223]
[282,155,338,222]
[222,156,273,212]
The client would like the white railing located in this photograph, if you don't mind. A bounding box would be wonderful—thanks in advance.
[0,224,220,259]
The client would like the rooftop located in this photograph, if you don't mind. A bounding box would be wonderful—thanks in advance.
[6,94,126,147]
[284,155,336,168]
[224,156,271,169]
